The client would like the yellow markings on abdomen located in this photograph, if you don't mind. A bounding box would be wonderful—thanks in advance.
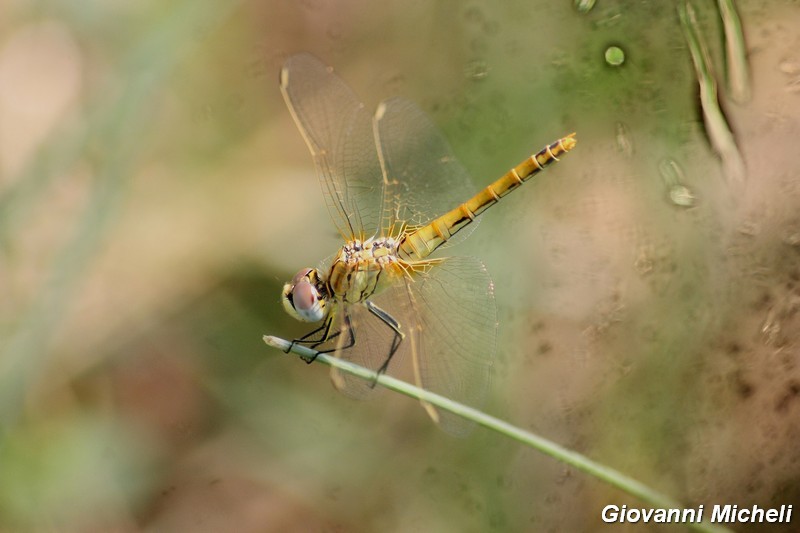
[398,133,576,260]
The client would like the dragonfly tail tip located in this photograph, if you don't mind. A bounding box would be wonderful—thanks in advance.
[562,133,577,151]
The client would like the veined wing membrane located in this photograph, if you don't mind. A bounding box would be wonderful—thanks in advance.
[280,53,384,239]
[375,97,480,246]
[404,256,496,436]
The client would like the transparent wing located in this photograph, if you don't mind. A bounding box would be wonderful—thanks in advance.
[326,257,496,436]
[375,97,480,246]
[403,256,496,436]
[280,53,384,239]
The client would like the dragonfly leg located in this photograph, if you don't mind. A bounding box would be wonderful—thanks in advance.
[291,316,335,363]
[366,301,405,386]
[315,312,355,356]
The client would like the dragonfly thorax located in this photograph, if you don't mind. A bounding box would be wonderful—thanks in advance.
[327,237,402,304]
[340,237,399,266]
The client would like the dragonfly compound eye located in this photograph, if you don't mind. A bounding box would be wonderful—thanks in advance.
[282,269,326,323]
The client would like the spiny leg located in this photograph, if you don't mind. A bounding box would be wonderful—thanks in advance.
[365,300,405,385]
[293,312,356,366]
[316,312,355,355]
[290,316,335,363]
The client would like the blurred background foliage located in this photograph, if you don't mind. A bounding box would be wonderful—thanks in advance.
[1,0,800,531]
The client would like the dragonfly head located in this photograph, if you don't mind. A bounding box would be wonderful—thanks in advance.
[282,268,328,322]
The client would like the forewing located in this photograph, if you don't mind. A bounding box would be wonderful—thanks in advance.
[280,53,384,239]
[374,97,479,246]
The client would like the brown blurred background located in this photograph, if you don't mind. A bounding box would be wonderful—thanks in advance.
[1,0,799,531]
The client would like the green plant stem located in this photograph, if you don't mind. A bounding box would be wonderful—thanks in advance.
[264,335,734,533]
[716,0,750,104]
[679,1,745,183]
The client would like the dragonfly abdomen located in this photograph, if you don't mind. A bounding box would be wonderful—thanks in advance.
[398,133,576,260]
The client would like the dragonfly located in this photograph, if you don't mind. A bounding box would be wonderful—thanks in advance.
[279,53,575,435]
